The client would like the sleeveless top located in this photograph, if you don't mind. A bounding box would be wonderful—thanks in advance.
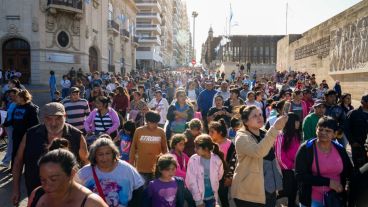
[24,123,82,195]
[30,187,92,207]
[94,111,113,134]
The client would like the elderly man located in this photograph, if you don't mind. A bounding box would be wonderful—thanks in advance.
[197,80,217,131]
[213,81,230,106]
[11,102,89,205]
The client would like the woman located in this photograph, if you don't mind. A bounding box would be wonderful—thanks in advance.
[167,90,194,138]
[28,149,107,207]
[10,89,39,165]
[84,96,120,139]
[88,85,105,110]
[275,113,302,207]
[75,79,86,99]
[339,93,354,115]
[290,89,308,122]
[128,91,148,127]
[207,95,232,127]
[186,81,200,102]
[224,88,244,113]
[231,106,287,207]
[295,116,353,207]
[76,137,144,207]
[112,86,130,118]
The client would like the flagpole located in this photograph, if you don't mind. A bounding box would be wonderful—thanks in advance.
[286,2,288,35]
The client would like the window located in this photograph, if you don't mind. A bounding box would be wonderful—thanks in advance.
[57,31,69,47]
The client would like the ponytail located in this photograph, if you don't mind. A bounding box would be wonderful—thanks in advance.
[212,142,227,171]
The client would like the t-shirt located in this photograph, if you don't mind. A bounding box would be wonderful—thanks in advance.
[187,89,197,102]
[94,112,113,134]
[62,98,90,130]
[76,160,144,207]
[147,179,178,207]
[219,139,232,160]
[201,157,214,200]
[311,146,343,203]
[119,132,132,161]
[291,102,303,121]
[129,126,168,173]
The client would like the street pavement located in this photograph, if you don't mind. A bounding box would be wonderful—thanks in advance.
[0,84,49,207]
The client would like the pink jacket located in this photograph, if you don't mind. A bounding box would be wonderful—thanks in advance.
[275,133,301,170]
[84,107,120,135]
[185,153,224,205]
[170,150,189,179]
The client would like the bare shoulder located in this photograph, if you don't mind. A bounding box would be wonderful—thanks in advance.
[84,193,108,207]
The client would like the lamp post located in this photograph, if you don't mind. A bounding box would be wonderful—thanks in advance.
[192,11,198,64]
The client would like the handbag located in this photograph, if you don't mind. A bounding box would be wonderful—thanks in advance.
[313,143,343,207]
[92,166,106,202]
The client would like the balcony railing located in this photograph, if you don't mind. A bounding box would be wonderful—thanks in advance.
[135,0,158,3]
[47,0,82,12]
[120,29,130,41]
[108,20,119,35]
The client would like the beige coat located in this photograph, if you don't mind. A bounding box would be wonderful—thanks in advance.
[231,126,279,204]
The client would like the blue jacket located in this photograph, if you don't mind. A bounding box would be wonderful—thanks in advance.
[197,89,217,115]
[49,75,56,90]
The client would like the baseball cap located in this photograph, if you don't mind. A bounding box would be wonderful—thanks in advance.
[43,102,66,116]
[69,87,80,93]
[313,100,325,108]
[362,94,368,103]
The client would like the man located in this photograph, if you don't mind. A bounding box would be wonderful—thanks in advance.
[333,80,342,100]
[240,82,250,101]
[345,94,368,168]
[148,90,169,128]
[324,89,345,139]
[129,111,168,184]
[302,100,326,141]
[62,87,90,132]
[302,88,314,113]
[91,71,102,86]
[213,81,230,106]
[246,62,251,74]
[49,70,56,101]
[11,103,89,205]
[197,80,217,131]
[242,75,252,90]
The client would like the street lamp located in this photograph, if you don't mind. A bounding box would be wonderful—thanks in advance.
[192,11,198,63]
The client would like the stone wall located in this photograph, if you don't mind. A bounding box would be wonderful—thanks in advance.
[277,0,368,100]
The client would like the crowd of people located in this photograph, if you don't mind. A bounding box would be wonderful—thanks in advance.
[0,66,367,207]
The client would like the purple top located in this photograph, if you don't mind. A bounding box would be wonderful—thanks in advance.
[147,178,178,207]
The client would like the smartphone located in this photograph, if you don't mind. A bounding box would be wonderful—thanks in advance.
[283,101,291,115]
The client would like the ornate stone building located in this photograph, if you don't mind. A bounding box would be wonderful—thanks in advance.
[277,0,368,100]
[201,27,283,71]
[0,0,138,84]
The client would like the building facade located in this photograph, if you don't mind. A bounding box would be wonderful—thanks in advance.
[277,0,368,100]
[0,0,139,84]
[201,27,284,72]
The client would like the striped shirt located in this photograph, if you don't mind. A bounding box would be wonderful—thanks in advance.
[62,99,90,130]
[94,112,113,135]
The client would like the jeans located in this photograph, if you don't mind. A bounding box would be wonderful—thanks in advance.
[299,200,324,207]
[1,126,13,164]
[204,198,216,207]
[61,88,70,99]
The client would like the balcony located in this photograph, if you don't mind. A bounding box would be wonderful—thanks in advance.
[133,36,140,47]
[137,12,161,24]
[135,0,161,12]
[108,20,119,35]
[136,24,161,35]
[120,29,130,41]
[108,64,115,72]
[139,36,161,45]
[47,0,83,15]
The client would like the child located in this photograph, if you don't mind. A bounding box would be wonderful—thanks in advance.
[228,116,241,141]
[144,154,186,207]
[209,119,237,207]
[170,134,189,179]
[185,134,224,207]
[114,121,136,161]
[191,101,202,120]
[52,91,62,102]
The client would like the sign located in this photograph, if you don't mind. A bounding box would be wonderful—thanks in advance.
[46,53,75,64]
[191,59,196,66]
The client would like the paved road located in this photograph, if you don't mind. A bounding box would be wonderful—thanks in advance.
[0,85,49,207]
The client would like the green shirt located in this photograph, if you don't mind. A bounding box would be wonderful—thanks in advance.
[302,113,320,141]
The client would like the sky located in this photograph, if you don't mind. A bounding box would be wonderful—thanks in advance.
[184,0,362,61]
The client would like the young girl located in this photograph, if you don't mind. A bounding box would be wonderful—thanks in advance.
[170,134,190,179]
[114,121,136,161]
[183,118,203,157]
[145,154,185,207]
[228,116,241,141]
[209,119,237,207]
[185,134,224,207]
[275,113,301,207]
[191,101,202,120]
